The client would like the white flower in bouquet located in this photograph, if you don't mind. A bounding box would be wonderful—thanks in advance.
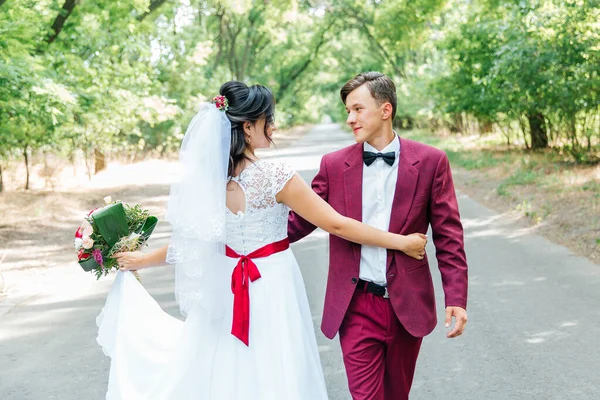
[82,237,95,249]
[74,238,83,250]
[81,220,94,237]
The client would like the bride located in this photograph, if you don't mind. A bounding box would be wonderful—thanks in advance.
[99,81,427,399]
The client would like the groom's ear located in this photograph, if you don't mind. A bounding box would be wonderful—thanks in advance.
[381,102,393,121]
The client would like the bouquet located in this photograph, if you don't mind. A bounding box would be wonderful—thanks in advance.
[74,197,158,279]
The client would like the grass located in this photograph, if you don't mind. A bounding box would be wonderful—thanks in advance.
[402,129,600,261]
[497,169,541,196]
[582,180,600,192]
[404,129,519,171]
[403,129,599,193]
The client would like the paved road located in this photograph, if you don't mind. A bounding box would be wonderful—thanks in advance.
[1,124,599,399]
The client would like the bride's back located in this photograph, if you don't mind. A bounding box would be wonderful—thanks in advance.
[225,159,295,255]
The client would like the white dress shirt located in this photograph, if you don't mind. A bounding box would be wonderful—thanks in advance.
[359,135,400,286]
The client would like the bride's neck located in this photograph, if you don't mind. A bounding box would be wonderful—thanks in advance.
[244,149,257,161]
[232,153,259,177]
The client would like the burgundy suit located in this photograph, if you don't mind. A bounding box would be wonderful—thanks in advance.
[288,137,468,399]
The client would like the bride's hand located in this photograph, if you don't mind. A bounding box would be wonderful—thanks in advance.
[398,233,428,260]
[114,251,149,271]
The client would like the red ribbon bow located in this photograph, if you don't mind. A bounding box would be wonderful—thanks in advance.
[225,238,290,346]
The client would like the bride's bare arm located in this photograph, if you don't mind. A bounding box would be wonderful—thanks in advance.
[277,174,426,259]
[114,244,169,271]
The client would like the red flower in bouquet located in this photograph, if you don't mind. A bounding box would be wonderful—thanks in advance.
[77,248,91,261]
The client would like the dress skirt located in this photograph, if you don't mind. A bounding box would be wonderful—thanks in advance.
[96,249,328,399]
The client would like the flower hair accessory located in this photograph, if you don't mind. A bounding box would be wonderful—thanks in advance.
[211,95,229,111]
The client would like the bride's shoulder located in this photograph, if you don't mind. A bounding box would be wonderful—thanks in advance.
[256,159,295,175]
[255,160,295,193]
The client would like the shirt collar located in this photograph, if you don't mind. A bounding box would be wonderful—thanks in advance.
[363,133,400,156]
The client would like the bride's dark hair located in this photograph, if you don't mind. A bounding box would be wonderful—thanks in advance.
[219,81,275,177]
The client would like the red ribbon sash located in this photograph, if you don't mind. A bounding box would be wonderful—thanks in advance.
[225,238,290,346]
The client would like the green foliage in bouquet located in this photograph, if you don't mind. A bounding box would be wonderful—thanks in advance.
[76,201,158,279]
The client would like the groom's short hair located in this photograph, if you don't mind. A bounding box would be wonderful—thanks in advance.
[340,72,397,120]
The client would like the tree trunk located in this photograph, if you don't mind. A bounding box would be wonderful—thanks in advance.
[569,118,580,149]
[347,8,406,79]
[137,0,169,21]
[46,0,78,44]
[527,112,549,149]
[0,248,5,292]
[494,120,511,146]
[276,19,335,100]
[23,146,30,190]
[43,151,49,189]
[465,114,472,134]
[68,141,77,176]
[452,113,464,133]
[83,148,92,181]
[94,149,106,174]
[479,119,493,134]
[0,162,4,193]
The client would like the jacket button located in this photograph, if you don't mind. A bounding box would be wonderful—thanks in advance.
[351,277,358,284]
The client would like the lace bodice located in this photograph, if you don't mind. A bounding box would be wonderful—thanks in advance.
[226,160,295,254]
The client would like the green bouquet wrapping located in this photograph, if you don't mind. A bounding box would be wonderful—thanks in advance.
[74,198,158,279]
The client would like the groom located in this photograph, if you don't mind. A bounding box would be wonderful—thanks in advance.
[287,72,468,400]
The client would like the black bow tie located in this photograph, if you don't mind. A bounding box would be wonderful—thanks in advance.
[363,151,395,166]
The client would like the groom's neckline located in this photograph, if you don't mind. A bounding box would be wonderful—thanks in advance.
[364,134,400,154]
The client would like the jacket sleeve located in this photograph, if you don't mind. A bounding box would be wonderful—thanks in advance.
[287,155,329,243]
[429,152,469,309]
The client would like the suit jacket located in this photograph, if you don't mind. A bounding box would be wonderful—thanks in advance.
[288,137,468,339]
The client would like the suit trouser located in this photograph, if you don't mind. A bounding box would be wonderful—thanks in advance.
[339,288,422,400]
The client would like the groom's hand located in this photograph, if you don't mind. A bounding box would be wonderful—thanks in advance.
[445,306,467,338]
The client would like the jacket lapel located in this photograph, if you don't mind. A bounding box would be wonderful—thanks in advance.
[386,138,420,269]
[389,137,419,234]
[344,144,364,262]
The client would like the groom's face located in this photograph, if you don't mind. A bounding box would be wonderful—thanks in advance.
[345,84,387,144]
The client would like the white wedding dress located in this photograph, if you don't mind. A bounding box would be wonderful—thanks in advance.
[96,160,328,399]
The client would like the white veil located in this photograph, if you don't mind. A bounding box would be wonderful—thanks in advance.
[166,103,231,317]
